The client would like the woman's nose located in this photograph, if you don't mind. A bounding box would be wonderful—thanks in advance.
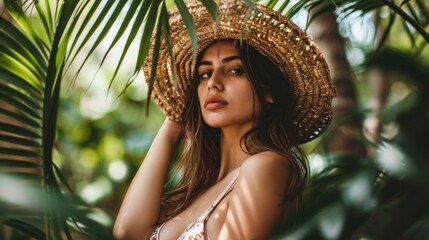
[207,72,224,91]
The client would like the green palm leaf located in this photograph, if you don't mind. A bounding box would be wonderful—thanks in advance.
[0,0,113,239]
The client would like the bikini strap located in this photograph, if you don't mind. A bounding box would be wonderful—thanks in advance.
[201,173,239,221]
[150,221,167,240]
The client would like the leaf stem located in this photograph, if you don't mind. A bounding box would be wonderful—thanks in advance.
[378,0,429,43]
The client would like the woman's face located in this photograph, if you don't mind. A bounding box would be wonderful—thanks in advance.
[197,40,262,130]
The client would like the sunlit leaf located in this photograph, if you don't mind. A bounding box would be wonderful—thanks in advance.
[265,0,279,9]
[106,0,147,90]
[0,17,47,70]
[64,0,107,68]
[68,1,128,83]
[276,0,291,15]
[7,3,50,55]
[35,1,54,42]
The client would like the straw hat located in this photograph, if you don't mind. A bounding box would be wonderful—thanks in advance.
[143,0,336,144]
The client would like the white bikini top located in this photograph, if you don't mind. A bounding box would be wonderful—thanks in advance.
[150,173,239,240]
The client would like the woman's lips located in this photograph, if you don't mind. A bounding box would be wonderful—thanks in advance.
[204,95,228,110]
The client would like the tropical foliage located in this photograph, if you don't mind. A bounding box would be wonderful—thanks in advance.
[0,0,428,239]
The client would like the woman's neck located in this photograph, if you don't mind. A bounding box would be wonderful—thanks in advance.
[217,126,251,181]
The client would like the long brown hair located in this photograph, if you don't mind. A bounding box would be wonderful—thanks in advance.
[160,40,308,221]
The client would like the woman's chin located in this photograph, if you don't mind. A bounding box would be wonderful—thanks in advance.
[203,119,225,128]
[202,115,229,128]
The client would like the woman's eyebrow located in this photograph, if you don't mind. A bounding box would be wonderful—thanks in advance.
[222,55,241,63]
[199,55,241,66]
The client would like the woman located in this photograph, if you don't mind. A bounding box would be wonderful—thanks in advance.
[114,0,335,239]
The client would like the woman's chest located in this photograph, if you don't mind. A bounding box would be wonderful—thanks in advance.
[159,185,232,239]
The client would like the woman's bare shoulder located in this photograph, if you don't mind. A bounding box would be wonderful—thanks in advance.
[237,151,292,194]
[219,151,293,239]
[241,151,290,176]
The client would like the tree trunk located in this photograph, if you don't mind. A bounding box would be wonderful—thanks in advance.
[309,9,366,156]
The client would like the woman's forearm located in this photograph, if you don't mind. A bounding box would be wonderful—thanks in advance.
[113,119,183,239]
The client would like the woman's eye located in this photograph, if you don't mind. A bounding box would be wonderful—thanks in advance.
[199,72,211,79]
[228,67,244,75]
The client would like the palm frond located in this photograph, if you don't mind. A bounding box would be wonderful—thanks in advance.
[0,0,114,238]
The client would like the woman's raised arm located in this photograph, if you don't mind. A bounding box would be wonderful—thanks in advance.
[113,118,183,240]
